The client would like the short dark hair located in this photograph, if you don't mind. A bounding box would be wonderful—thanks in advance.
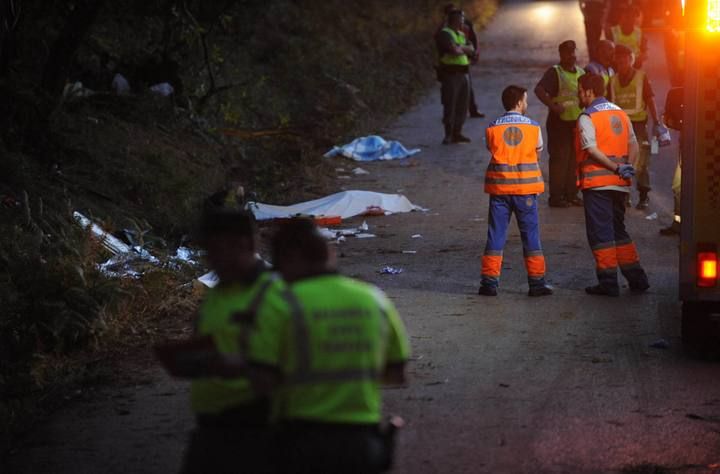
[578,73,605,97]
[271,218,329,266]
[558,40,576,53]
[200,209,255,243]
[447,9,463,22]
[501,85,527,111]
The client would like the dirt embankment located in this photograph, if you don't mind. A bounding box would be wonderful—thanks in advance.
[0,0,497,461]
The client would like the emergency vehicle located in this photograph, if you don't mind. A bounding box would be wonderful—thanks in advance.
[667,0,720,352]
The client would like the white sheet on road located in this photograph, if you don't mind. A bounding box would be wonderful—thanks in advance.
[324,135,421,161]
[248,190,424,220]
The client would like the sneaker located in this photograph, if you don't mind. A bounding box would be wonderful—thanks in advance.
[478,285,498,296]
[528,286,553,297]
[585,284,620,297]
[452,134,472,143]
[629,280,650,293]
[636,197,649,210]
[659,221,681,236]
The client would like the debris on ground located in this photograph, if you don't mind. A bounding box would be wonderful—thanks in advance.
[411,234,422,239]
[402,250,417,254]
[355,233,376,239]
[149,82,174,96]
[318,221,371,241]
[112,73,131,95]
[645,212,658,220]
[649,338,670,349]
[352,167,370,175]
[379,266,403,275]
[247,190,425,221]
[324,135,421,161]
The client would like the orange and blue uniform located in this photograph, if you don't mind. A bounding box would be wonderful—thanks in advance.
[481,111,548,291]
[576,98,649,293]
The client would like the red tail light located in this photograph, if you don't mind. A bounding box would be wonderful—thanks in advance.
[698,250,718,287]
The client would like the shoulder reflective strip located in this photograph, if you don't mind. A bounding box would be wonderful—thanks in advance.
[235,275,278,354]
[286,368,380,385]
[282,288,312,374]
[591,241,616,251]
[484,176,544,185]
[487,163,540,172]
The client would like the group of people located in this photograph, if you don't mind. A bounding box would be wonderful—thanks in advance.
[431,2,662,297]
[157,212,410,474]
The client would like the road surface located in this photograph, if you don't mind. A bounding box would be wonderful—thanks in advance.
[8,1,720,473]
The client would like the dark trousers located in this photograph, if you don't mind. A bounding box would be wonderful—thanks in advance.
[181,423,273,474]
[441,71,469,137]
[277,421,388,474]
[582,189,648,290]
[547,118,579,201]
[481,194,547,289]
[468,67,480,115]
[632,121,651,193]
[582,2,605,61]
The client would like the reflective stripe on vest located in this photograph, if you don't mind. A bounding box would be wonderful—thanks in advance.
[553,65,585,121]
[576,100,632,190]
[439,27,469,66]
[609,70,647,122]
[281,287,389,385]
[484,113,544,195]
[611,25,641,57]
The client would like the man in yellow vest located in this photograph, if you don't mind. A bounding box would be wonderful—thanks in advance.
[534,40,585,207]
[585,39,615,95]
[576,73,649,296]
[437,8,475,144]
[248,218,411,473]
[609,44,661,209]
[608,6,648,68]
[156,209,285,474]
[478,85,553,297]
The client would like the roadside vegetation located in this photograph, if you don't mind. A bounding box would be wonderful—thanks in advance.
[0,0,497,456]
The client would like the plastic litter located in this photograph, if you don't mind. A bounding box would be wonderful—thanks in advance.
[73,212,131,254]
[645,212,658,220]
[111,73,130,95]
[149,82,174,96]
[352,167,370,175]
[379,266,403,275]
[411,234,422,239]
[247,190,425,221]
[355,233,376,239]
[402,250,417,254]
[318,221,370,240]
[649,338,670,349]
[324,135,421,162]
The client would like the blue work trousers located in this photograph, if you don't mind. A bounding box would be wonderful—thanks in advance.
[582,189,648,290]
[481,194,546,289]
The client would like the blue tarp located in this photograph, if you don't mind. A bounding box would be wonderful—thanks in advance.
[324,135,421,162]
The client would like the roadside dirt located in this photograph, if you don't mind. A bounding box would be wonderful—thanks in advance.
[7,1,720,474]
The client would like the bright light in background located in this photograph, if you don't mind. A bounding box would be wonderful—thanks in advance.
[709,0,720,32]
[531,4,558,26]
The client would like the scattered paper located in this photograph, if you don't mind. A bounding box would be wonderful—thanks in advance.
[379,266,403,275]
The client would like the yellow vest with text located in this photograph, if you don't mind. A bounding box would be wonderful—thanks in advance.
[439,27,470,66]
[553,65,585,121]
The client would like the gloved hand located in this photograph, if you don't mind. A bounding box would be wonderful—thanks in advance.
[616,164,635,180]
[653,122,672,147]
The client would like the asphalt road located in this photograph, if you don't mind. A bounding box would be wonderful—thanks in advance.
[8,1,720,473]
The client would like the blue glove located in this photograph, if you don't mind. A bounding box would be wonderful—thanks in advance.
[616,164,635,180]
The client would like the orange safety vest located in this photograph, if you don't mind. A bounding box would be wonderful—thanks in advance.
[576,99,632,190]
[484,112,544,195]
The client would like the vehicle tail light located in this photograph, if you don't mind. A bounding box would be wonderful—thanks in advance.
[698,247,718,287]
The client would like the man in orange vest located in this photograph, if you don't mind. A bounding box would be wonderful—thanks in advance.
[478,85,553,297]
[576,73,649,296]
